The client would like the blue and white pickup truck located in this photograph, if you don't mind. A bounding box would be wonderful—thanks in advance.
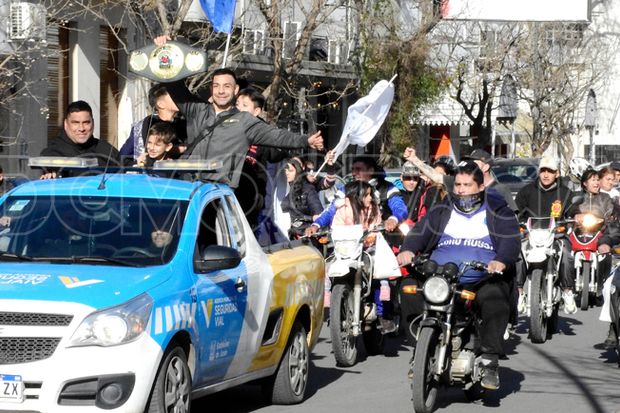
[0,165,325,412]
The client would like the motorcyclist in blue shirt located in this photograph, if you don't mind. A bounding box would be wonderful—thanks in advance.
[397,161,520,391]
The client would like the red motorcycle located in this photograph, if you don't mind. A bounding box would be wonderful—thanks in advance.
[569,213,605,310]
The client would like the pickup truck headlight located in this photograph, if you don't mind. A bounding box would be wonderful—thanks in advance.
[68,294,153,347]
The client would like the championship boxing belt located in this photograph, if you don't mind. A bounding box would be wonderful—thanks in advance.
[128,41,208,82]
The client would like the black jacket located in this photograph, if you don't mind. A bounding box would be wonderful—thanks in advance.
[41,131,121,169]
[515,180,575,221]
[402,190,521,268]
[281,180,323,223]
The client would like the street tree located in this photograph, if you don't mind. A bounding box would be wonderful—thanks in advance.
[352,0,446,163]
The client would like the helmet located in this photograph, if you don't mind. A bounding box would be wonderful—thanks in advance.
[569,157,591,180]
[451,192,484,214]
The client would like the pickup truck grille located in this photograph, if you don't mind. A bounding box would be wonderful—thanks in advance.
[0,337,62,364]
[0,311,73,326]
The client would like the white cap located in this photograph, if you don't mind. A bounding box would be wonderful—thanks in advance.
[538,156,559,171]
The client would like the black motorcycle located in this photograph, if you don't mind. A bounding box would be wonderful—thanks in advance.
[403,258,493,413]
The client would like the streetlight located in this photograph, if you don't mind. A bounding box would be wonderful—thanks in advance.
[584,89,597,165]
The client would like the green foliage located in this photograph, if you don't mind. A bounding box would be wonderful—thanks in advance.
[356,2,446,160]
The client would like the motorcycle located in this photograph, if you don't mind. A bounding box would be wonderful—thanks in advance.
[326,224,401,367]
[569,212,605,310]
[520,217,565,343]
[402,258,492,412]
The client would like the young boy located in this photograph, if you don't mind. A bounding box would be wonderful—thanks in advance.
[137,123,177,167]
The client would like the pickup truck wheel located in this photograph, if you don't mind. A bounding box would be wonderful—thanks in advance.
[146,346,191,413]
[262,321,309,405]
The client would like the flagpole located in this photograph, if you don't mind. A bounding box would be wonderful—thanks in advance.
[312,74,398,177]
[221,32,232,68]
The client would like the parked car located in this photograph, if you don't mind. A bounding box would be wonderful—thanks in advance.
[491,157,540,198]
[0,159,325,412]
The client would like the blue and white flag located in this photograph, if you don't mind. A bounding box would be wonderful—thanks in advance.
[199,0,237,33]
[333,77,395,159]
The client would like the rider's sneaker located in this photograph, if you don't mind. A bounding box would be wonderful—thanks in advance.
[408,355,414,381]
[380,317,397,334]
[480,366,500,390]
[517,292,527,314]
[604,324,618,348]
[562,290,578,315]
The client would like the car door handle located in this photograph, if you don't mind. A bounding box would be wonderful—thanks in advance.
[235,277,246,292]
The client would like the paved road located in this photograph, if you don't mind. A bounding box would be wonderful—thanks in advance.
[193,306,620,413]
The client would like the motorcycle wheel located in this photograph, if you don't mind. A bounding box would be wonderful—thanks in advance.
[547,305,559,339]
[580,262,591,311]
[529,269,548,344]
[411,327,440,413]
[329,283,358,367]
[362,323,385,356]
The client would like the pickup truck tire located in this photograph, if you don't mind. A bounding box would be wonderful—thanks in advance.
[146,346,191,413]
[329,283,358,367]
[262,321,309,405]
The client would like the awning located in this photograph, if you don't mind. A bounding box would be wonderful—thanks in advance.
[415,93,473,126]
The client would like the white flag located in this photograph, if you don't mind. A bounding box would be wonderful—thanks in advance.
[333,79,395,158]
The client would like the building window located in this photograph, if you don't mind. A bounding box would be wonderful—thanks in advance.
[328,39,349,64]
[46,23,70,143]
[283,21,300,59]
[243,29,264,55]
[99,26,124,147]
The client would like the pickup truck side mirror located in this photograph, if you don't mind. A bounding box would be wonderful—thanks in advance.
[194,245,241,273]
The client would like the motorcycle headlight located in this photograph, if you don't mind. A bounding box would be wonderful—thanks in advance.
[68,293,153,347]
[423,276,451,304]
[580,213,604,232]
[528,229,553,247]
[334,240,360,259]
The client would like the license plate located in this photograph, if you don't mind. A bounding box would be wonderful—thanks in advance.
[0,374,24,403]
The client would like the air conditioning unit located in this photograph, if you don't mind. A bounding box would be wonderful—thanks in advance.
[243,30,264,55]
[9,2,46,41]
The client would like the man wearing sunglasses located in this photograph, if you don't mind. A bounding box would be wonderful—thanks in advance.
[515,156,578,314]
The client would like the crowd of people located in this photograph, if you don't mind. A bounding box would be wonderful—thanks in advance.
[6,51,620,393]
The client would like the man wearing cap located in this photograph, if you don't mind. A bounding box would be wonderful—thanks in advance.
[461,149,518,212]
[395,161,425,222]
[515,156,578,314]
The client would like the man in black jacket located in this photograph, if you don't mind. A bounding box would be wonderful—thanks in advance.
[40,100,120,178]
[397,161,520,391]
[514,156,577,314]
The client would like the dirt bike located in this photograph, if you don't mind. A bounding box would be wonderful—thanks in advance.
[326,224,401,367]
[402,257,497,412]
[521,217,566,343]
[569,212,605,310]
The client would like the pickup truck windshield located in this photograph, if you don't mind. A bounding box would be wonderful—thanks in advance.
[0,195,188,266]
